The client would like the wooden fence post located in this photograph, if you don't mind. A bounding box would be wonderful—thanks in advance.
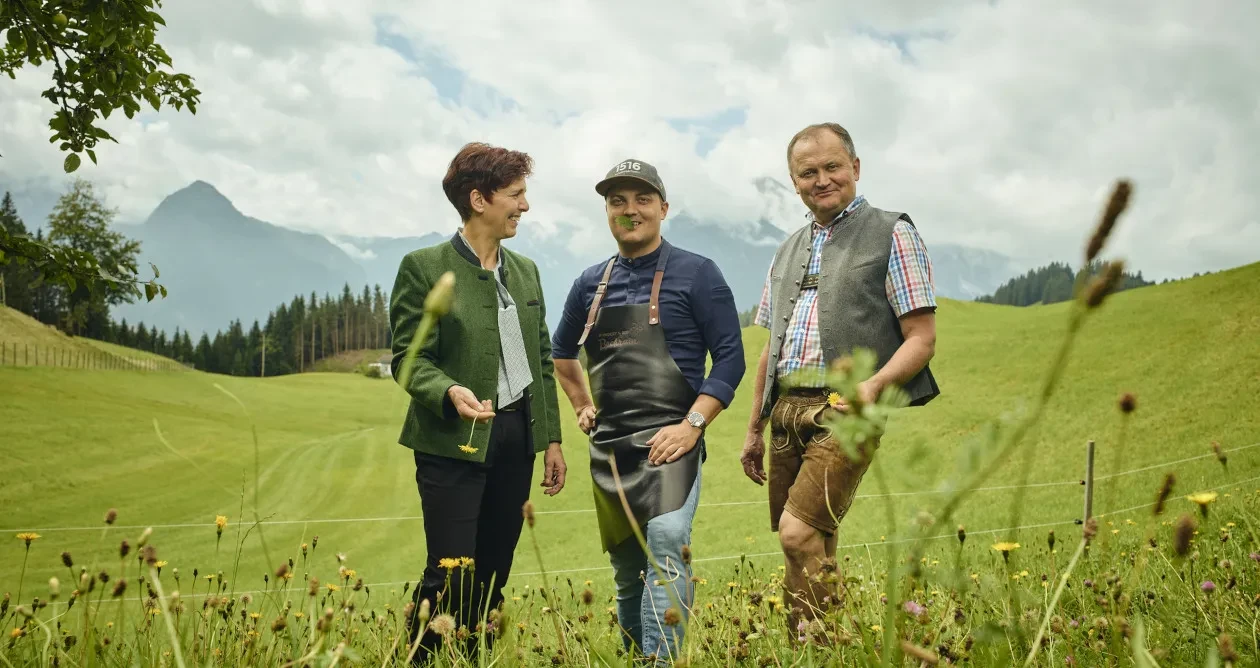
[1083,439,1096,522]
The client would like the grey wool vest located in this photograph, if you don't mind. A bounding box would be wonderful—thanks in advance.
[759,199,940,418]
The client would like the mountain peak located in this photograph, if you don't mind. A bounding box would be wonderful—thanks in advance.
[145,180,240,225]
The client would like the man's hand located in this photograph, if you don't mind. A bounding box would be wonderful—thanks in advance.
[540,442,567,496]
[856,377,885,408]
[576,405,597,434]
[646,422,701,465]
[447,386,495,422]
[740,428,767,485]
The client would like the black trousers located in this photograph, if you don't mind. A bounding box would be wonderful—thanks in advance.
[407,405,534,661]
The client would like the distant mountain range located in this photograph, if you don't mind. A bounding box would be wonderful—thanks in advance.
[4,179,1027,338]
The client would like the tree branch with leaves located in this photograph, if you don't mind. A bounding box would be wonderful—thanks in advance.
[1,0,200,172]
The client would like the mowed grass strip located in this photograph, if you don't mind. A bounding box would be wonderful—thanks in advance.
[1,262,1257,601]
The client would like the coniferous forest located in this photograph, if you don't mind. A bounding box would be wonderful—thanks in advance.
[1,185,391,377]
[975,260,1157,306]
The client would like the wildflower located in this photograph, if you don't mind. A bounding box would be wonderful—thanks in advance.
[827,392,843,410]
[1186,492,1217,517]
[275,563,289,579]
[903,600,925,616]
[60,551,73,568]
[429,613,457,637]
[1218,634,1238,663]
[105,508,117,525]
[48,577,60,600]
[424,272,456,316]
[9,628,23,639]
[1174,514,1196,556]
[458,444,478,454]
[1250,552,1260,563]
[1211,442,1227,469]
[458,557,474,568]
[325,583,339,592]
[142,545,158,567]
[581,589,594,605]
[664,608,681,625]
[991,542,1020,563]
[215,515,228,536]
[1200,581,1215,593]
[682,545,692,564]
[1085,179,1131,263]
[438,558,460,570]
[111,580,127,598]
[957,525,966,545]
[1118,392,1136,413]
[16,532,40,547]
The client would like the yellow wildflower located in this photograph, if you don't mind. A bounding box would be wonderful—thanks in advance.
[827,392,843,409]
[458,444,478,454]
[215,515,228,536]
[325,583,339,592]
[438,558,460,570]
[1187,492,1218,517]
[459,557,474,568]
[15,532,40,547]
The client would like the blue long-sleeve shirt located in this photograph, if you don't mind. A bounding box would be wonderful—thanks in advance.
[551,239,746,407]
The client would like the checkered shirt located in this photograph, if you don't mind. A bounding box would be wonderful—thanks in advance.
[754,195,936,382]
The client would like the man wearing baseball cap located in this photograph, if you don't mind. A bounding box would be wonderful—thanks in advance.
[550,158,746,664]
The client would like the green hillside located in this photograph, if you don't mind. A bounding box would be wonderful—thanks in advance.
[2,261,1257,624]
[0,305,185,370]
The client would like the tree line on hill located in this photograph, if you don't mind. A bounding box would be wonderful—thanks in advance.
[2,184,392,376]
[976,260,1158,306]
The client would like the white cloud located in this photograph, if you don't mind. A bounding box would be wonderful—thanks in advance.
[1,0,1257,280]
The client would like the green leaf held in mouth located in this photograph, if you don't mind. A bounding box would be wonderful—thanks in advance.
[615,215,635,230]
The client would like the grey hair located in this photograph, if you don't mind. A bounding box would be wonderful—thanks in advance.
[786,123,858,165]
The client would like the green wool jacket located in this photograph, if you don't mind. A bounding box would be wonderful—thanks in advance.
[388,236,562,463]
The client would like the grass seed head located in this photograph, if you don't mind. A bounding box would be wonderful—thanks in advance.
[1118,393,1136,413]
[1085,179,1132,263]
[111,580,126,598]
[1084,260,1126,308]
[119,540,130,559]
[1212,441,1227,469]
[1155,474,1175,515]
[104,508,117,525]
[522,500,536,528]
[61,551,73,568]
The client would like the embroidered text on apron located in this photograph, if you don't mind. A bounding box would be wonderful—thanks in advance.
[577,245,701,553]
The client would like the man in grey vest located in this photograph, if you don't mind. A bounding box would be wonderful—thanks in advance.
[740,122,940,634]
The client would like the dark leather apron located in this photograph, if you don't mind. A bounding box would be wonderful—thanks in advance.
[576,245,701,553]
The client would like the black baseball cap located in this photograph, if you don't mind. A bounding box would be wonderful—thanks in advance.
[595,158,667,201]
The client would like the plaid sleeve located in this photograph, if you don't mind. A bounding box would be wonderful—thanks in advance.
[753,262,773,329]
[885,219,936,316]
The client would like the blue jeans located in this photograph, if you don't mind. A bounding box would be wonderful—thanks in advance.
[608,466,702,664]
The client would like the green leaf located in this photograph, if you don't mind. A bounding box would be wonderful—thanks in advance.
[63,153,81,173]
[101,31,117,49]
[144,281,157,302]
[149,262,159,279]
[87,149,97,165]
[159,284,167,298]
[615,215,635,230]
[148,11,166,26]
[146,70,161,86]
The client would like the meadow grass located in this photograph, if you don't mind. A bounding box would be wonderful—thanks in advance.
[2,237,1259,662]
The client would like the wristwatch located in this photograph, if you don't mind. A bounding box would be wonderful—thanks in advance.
[686,411,707,431]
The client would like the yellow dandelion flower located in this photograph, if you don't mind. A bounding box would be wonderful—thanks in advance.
[1111,529,1120,535]
[149,608,161,616]
[294,612,305,619]
[325,583,339,592]
[250,613,261,620]
[727,581,738,588]
[154,561,168,568]
[991,542,1020,552]
[458,557,474,567]
[10,628,24,639]
[458,444,478,454]
[871,624,882,632]
[512,596,521,601]
[438,558,460,570]
[15,532,41,547]
[204,574,216,581]
[1187,492,1217,505]
[827,392,842,409]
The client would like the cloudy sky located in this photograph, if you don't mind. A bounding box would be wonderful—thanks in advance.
[1,0,1257,280]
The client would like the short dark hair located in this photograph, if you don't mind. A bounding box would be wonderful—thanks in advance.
[786,123,858,166]
[442,142,534,221]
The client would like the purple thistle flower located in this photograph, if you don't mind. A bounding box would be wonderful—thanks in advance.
[1200,580,1216,593]
[903,601,926,616]
[1249,552,1259,563]
[1083,579,1093,589]
[1069,618,1080,628]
